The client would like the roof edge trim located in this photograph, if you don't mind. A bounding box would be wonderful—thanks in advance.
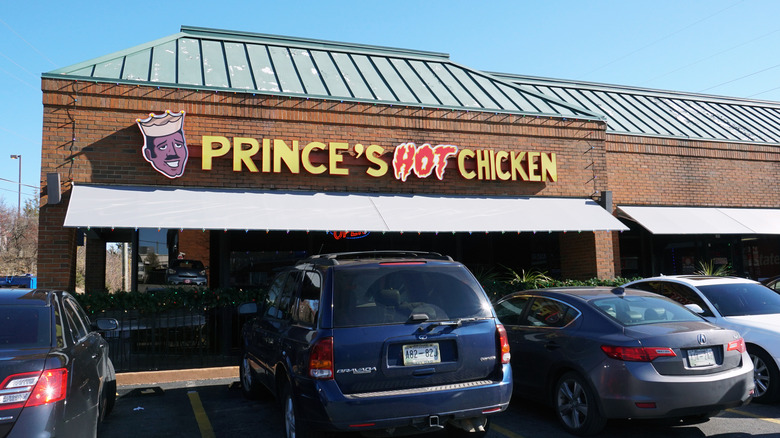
[180,25,451,60]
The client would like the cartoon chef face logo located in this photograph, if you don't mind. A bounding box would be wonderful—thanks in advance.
[137,111,188,178]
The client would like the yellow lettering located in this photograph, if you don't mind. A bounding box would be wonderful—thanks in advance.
[329,142,349,176]
[458,149,475,180]
[273,139,300,174]
[233,137,259,172]
[262,139,271,172]
[476,150,491,180]
[527,151,541,181]
[201,136,230,170]
[302,142,326,174]
[511,151,528,181]
[495,151,510,181]
[365,145,388,177]
[541,153,557,182]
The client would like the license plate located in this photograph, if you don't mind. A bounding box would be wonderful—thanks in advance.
[687,348,716,367]
[402,343,440,366]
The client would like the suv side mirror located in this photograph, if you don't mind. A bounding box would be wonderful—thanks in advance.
[93,318,119,331]
[238,302,258,315]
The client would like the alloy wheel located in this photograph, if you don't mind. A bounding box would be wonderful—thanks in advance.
[751,353,770,399]
[557,378,589,430]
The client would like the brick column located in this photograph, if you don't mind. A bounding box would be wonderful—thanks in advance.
[559,231,616,280]
[37,201,78,291]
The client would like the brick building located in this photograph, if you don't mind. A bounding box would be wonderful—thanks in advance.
[37,27,780,292]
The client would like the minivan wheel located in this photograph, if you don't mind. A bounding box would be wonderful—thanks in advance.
[749,346,780,403]
[554,372,607,436]
[282,382,319,438]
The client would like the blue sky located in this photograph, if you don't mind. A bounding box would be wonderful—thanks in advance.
[2,0,779,208]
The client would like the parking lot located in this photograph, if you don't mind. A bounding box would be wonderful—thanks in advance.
[99,368,780,438]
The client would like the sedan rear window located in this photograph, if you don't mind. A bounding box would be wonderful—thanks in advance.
[0,306,51,348]
[592,296,703,326]
[332,265,492,327]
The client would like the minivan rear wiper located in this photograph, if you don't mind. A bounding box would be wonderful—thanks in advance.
[411,316,479,331]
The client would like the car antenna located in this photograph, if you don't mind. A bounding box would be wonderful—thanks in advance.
[611,287,626,296]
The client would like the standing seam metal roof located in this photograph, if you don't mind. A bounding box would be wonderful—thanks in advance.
[43,26,600,121]
[492,73,780,145]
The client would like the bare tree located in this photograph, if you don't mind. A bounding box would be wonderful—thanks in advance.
[0,199,38,275]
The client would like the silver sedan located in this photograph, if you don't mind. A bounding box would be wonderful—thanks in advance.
[494,287,755,436]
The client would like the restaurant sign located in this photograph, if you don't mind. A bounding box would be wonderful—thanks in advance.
[201,136,557,182]
[135,112,556,182]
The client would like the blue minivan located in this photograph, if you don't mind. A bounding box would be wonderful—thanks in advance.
[239,251,512,438]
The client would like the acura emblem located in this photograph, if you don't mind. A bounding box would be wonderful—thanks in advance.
[697,334,707,345]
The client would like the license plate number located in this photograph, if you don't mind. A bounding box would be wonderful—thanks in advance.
[402,343,440,366]
[687,348,716,367]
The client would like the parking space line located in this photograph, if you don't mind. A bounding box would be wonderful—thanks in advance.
[187,391,216,438]
[492,423,526,438]
[726,408,780,425]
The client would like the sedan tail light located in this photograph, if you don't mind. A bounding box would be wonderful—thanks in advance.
[0,368,68,410]
[309,337,334,379]
[601,345,676,362]
[727,338,746,353]
[497,324,511,364]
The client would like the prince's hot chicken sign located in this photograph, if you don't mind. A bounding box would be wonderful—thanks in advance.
[137,112,557,183]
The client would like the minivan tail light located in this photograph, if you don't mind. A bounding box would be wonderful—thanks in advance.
[0,368,68,410]
[727,338,746,353]
[497,324,511,364]
[309,337,334,379]
[601,345,676,362]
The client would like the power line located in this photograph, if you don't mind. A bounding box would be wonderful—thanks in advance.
[580,0,745,80]
[698,63,780,93]
[0,17,58,67]
[641,26,780,87]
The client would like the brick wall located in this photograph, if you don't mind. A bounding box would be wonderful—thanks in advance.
[606,134,780,207]
[38,79,611,289]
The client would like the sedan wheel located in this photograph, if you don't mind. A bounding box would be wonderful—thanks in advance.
[240,354,261,399]
[749,347,780,403]
[554,372,606,436]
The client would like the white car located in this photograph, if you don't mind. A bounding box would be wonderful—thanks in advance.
[624,275,780,403]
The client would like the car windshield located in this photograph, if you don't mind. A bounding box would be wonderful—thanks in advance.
[0,306,51,348]
[332,265,493,327]
[591,295,703,326]
[697,283,780,316]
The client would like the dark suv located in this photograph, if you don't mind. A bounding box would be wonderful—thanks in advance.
[239,251,512,438]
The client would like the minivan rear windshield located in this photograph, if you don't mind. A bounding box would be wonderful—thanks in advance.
[332,265,492,327]
[0,306,51,348]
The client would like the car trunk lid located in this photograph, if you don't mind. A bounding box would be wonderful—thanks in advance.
[624,322,744,376]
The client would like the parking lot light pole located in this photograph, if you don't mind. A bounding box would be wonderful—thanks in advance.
[10,154,21,217]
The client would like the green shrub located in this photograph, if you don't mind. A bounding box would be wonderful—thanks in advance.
[74,287,267,315]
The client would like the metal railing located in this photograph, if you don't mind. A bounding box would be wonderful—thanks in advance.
[101,307,249,372]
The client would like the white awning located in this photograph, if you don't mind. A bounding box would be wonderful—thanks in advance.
[64,185,628,233]
[617,205,780,235]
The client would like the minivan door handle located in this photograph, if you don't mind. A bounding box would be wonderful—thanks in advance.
[545,342,561,351]
[412,368,435,376]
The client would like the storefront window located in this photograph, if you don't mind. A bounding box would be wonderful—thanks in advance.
[138,228,174,289]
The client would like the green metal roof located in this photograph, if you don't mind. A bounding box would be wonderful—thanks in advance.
[492,73,780,145]
[44,26,600,121]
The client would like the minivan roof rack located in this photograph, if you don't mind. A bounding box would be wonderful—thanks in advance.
[305,250,453,265]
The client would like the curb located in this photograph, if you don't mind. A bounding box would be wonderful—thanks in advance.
[116,366,239,387]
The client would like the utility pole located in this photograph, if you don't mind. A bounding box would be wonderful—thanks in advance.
[9,155,21,217]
